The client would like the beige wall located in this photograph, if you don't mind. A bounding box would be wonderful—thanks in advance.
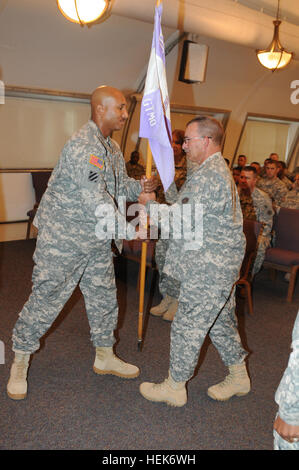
[0,13,299,241]
[237,121,290,165]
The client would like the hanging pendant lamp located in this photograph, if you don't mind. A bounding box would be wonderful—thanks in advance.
[256,0,293,71]
[57,0,111,26]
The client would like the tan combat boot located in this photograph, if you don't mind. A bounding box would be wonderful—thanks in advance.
[150,295,174,316]
[93,347,140,379]
[7,352,30,400]
[162,299,178,322]
[207,362,250,401]
[139,372,187,407]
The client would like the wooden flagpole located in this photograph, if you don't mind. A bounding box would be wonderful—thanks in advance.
[137,0,161,350]
[137,142,153,350]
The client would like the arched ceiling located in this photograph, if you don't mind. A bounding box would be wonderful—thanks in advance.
[1,0,299,56]
[112,0,299,56]
[0,0,298,94]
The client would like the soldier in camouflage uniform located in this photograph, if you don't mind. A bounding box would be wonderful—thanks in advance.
[239,166,274,275]
[139,117,249,407]
[273,311,299,449]
[150,130,187,321]
[277,161,293,191]
[281,173,299,210]
[7,86,156,400]
[125,150,145,180]
[256,160,288,210]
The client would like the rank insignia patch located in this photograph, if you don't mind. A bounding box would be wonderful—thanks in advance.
[89,154,104,169]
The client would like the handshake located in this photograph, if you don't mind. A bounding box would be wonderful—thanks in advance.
[139,176,157,205]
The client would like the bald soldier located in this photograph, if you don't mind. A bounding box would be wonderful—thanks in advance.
[138,116,248,407]
[7,86,156,400]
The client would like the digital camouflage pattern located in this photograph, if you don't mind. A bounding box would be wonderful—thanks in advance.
[155,160,187,203]
[256,176,288,208]
[280,176,293,191]
[281,187,299,210]
[154,159,188,298]
[154,238,180,299]
[147,152,247,382]
[274,312,299,450]
[239,187,274,275]
[12,120,141,353]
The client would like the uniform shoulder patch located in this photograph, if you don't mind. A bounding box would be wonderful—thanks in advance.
[89,154,104,169]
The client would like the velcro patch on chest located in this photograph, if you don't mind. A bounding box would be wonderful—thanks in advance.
[89,154,104,169]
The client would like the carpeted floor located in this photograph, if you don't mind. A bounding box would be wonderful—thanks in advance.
[0,239,298,451]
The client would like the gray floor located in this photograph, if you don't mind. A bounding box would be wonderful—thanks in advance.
[0,239,298,452]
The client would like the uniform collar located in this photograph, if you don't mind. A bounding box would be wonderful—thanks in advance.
[88,119,111,145]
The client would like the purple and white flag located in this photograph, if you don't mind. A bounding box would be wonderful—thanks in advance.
[139,3,174,192]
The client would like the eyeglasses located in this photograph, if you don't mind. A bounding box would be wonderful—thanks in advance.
[183,136,212,144]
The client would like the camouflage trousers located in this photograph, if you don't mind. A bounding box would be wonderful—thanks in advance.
[252,236,270,276]
[12,222,118,354]
[169,283,247,382]
[155,239,180,299]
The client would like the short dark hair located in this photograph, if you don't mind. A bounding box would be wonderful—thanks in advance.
[242,165,257,175]
[266,159,279,168]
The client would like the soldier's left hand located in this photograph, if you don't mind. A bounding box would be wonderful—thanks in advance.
[141,175,158,193]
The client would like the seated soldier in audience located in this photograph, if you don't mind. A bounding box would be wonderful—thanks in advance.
[232,168,241,186]
[277,161,293,190]
[269,152,279,161]
[256,159,288,210]
[235,154,247,171]
[281,173,299,210]
[239,166,274,275]
[126,150,145,180]
[251,161,261,176]
[260,158,272,178]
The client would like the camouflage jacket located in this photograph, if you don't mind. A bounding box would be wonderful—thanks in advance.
[34,120,141,240]
[239,187,274,239]
[281,187,299,210]
[256,177,288,207]
[147,152,245,290]
[155,160,187,204]
[275,312,299,425]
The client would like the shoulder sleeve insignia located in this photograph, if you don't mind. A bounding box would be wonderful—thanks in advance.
[89,154,104,169]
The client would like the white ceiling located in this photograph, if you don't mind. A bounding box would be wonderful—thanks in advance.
[0,0,298,93]
[1,0,299,53]
[112,0,299,56]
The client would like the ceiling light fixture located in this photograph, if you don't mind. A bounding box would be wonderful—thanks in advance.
[57,0,111,27]
[256,0,293,71]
